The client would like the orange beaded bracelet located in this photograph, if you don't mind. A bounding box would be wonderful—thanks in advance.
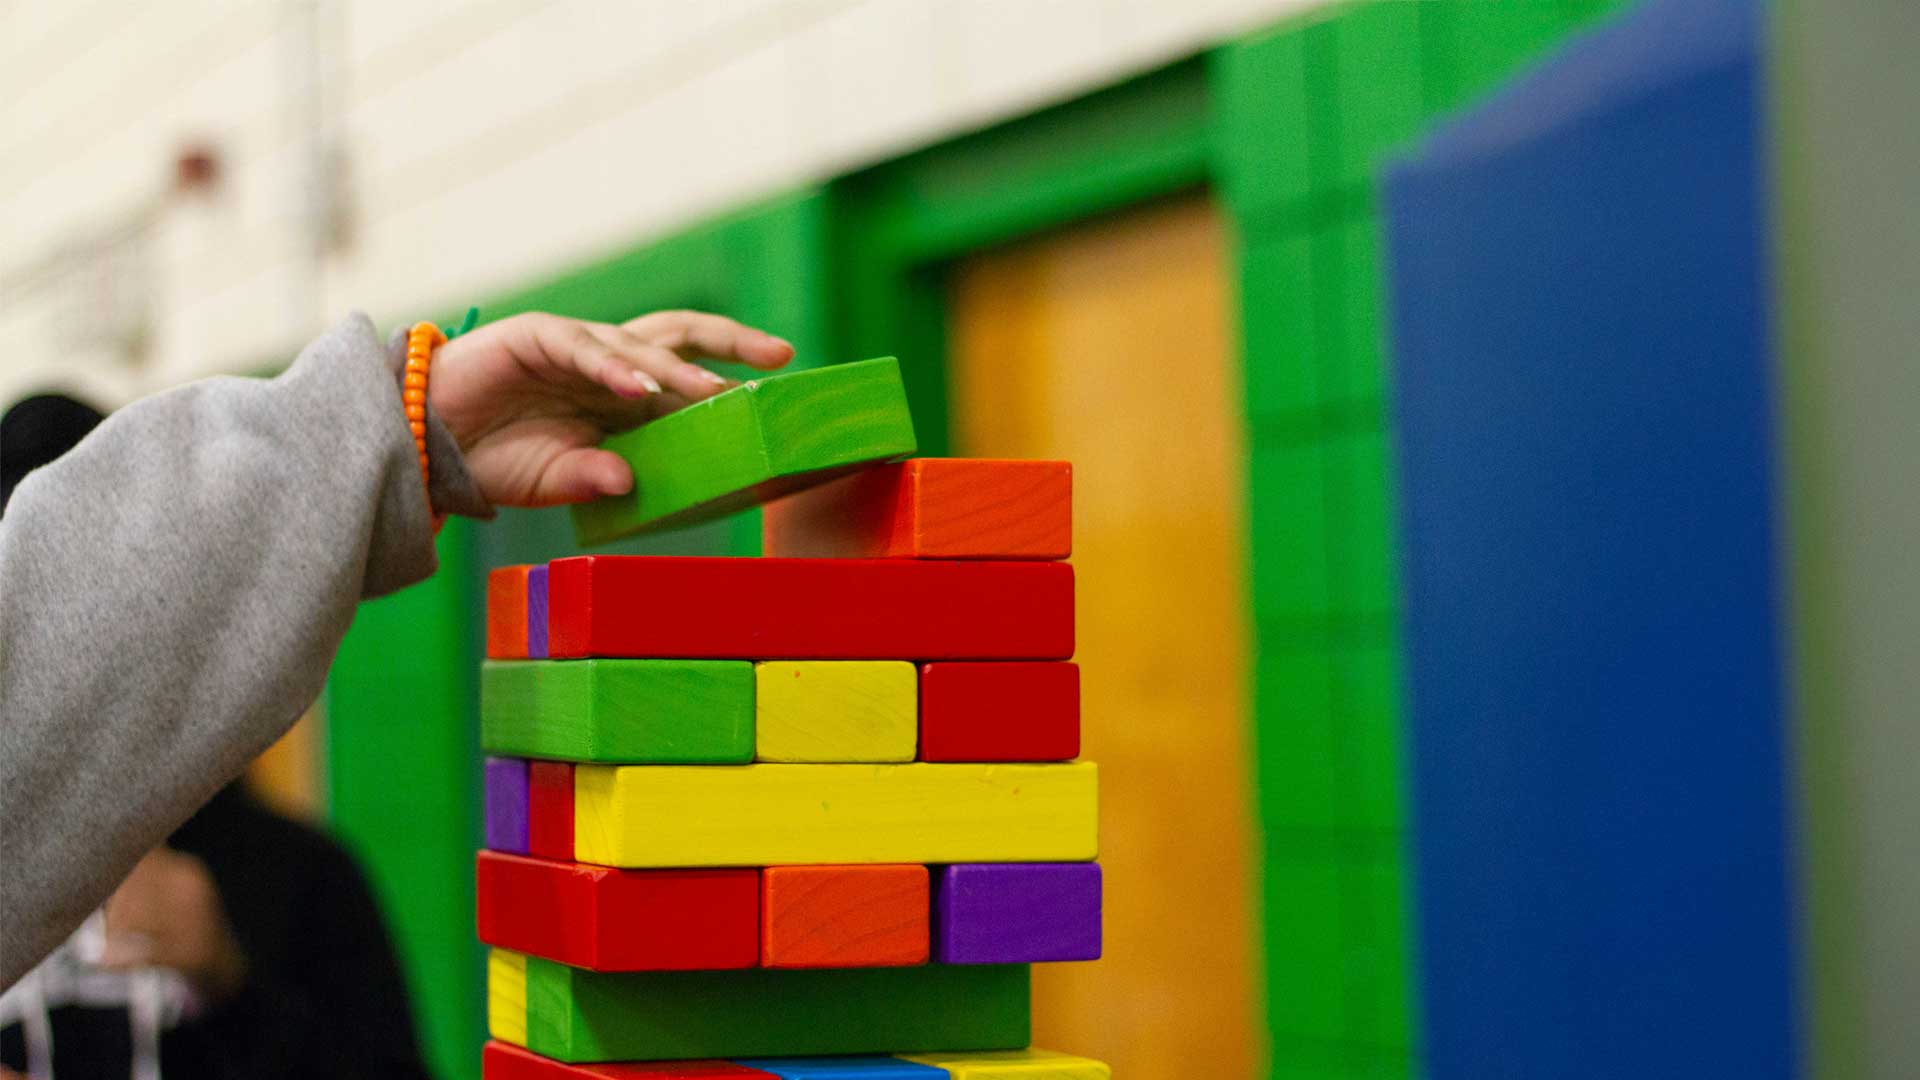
[403,321,447,494]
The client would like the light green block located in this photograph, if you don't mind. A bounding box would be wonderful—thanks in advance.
[572,357,917,546]
[480,660,754,763]
[511,954,1029,1063]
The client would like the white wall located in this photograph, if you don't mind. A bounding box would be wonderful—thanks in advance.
[0,0,1324,408]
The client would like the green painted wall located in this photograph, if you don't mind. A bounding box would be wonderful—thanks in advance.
[323,7,1633,1078]
[1212,3,1630,1074]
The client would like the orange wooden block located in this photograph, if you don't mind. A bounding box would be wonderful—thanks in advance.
[488,565,534,659]
[761,864,929,969]
[762,459,1071,560]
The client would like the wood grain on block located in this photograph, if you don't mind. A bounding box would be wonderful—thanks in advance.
[755,662,916,762]
[486,757,531,854]
[918,663,1080,762]
[933,863,1102,964]
[490,948,529,1046]
[530,761,574,862]
[548,557,1073,661]
[477,851,757,971]
[489,565,534,658]
[898,1050,1110,1079]
[734,1058,945,1078]
[761,458,1071,560]
[572,358,916,546]
[528,565,550,658]
[495,950,1028,1062]
[575,762,1097,868]
[484,1040,777,1078]
[482,660,754,764]
[761,864,928,968]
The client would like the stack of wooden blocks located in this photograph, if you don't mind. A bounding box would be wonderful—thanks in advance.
[475,359,1109,1079]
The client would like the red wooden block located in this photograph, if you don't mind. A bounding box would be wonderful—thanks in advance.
[761,864,929,969]
[529,761,574,862]
[918,662,1081,762]
[548,557,1073,661]
[476,851,758,971]
[762,459,1072,560]
[483,1041,775,1078]
[489,565,534,659]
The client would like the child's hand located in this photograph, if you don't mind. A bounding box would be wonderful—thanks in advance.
[427,310,793,507]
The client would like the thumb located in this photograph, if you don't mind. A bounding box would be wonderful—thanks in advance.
[535,448,633,506]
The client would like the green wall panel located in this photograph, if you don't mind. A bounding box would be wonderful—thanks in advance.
[1240,231,1323,421]
[1323,427,1399,618]
[1327,5,1430,191]
[1217,3,1633,1075]
[1352,853,1415,1050]
[1264,856,1352,1040]
[1254,647,1342,833]
[1214,25,1318,213]
[326,519,482,1080]
[1251,441,1335,627]
[1319,213,1389,408]
[1333,644,1406,835]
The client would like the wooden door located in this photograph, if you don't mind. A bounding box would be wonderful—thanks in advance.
[948,193,1261,1075]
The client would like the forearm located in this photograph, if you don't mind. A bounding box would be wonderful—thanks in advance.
[0,312,484,988]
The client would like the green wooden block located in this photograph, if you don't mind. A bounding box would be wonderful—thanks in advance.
[1254,646,1342,831]
[572,358,917,546]
[1333,644,1405,834]
[1250,438,1333,625]
[1264,856,1351,1041]
[1241,229,1322,421]
[480,660,754,764]
[512,954,1028,1062]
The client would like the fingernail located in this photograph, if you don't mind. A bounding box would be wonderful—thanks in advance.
[769,335,794,351]
[701,369,728,385]
[634,371,662,394]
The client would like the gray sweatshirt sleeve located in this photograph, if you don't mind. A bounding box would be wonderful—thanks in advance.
[0,311,491,988]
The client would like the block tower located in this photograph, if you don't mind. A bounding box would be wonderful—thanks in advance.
[475,359,1110,1079]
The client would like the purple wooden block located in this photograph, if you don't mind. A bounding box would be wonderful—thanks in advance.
[932,862,1102,964]
[526,565,549,659]
[484,756,530,853]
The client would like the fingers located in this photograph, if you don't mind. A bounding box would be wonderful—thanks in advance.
[622,309,795,370]
[585,323,737,401]
[537,447,634,505]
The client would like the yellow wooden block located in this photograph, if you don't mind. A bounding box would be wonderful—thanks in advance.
[901,1049,1111,1078]
[488,948,528,1047]
[575,762,1098,867]
[755,661,917,762]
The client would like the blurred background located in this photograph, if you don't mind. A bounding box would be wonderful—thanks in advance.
[4,1,1915,1079]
